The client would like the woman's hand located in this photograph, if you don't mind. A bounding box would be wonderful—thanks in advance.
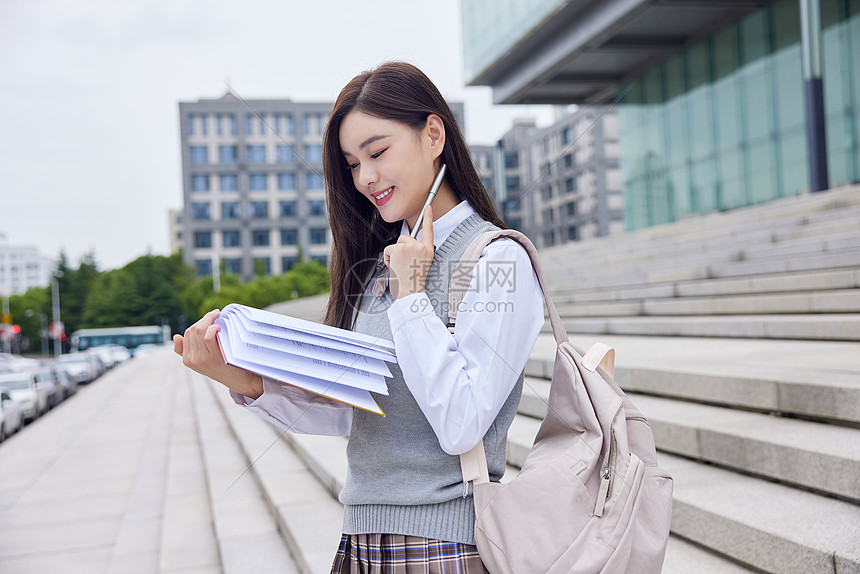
[173,309,263,399]
[383,205,435,300]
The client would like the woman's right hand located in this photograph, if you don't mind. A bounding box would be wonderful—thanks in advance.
[173,309,263,399]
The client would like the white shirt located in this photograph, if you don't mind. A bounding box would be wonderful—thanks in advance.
[232,201,545,455]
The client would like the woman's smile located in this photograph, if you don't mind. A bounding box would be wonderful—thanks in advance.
[371,186,395,206]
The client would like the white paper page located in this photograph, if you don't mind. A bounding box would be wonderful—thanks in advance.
[217,319,384,415]
[228,304,396,353]
[233,317,393,377]
[218,315,388,394]
[223,306,396,363]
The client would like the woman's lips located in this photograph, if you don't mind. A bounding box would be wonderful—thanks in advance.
[373,186,394,206]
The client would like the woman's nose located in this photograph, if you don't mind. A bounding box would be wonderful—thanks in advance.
[357,165,376,190]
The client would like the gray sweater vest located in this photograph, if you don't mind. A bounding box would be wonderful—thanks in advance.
[339,213,525,545]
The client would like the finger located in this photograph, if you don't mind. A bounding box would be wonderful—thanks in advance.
[173,334,184,355]
[421,205,434,248]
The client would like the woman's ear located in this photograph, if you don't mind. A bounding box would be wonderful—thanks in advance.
[425,113,446,160]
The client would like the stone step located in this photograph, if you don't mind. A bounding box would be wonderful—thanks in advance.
[210,380,343,574]
[525,335,860,425]
[710,248,860,280]
[552,314,860,341]
[541,202,860,278]
[630,394,860,502]
[551,268,860,305]
[191,373,298,574]
[554,289,860,317]
[540,187,860,269]
[662,453,860,574]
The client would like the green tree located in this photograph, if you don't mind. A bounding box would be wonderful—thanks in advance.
[8,286,50,354]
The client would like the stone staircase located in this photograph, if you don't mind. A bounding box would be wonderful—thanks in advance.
[219,185,860,573]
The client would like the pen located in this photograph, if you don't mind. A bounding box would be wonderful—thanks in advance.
[410,164,447,239]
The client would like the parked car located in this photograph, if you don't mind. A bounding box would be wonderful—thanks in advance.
[0,372,48,422]
[55,353,101,385]
[52,366,77,398]
[0,386,24,441]
[88,346,117,370]
[0,352,41,372]
[32,368,64,408]
[107,345,132,365]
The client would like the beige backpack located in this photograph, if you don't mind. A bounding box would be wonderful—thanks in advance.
[450,229,674,574]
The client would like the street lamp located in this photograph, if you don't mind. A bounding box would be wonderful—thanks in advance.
[51,271,63,357]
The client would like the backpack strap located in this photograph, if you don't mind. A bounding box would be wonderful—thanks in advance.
[452,229,569,488]
[446,229,569,345]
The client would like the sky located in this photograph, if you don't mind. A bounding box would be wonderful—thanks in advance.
[0,0,555,272]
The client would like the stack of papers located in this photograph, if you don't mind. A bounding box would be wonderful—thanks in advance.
[215,303,396,416]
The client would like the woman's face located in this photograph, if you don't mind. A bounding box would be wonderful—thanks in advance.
[339,111,441,228]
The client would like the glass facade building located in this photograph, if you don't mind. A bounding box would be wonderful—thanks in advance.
[619,0,860,230]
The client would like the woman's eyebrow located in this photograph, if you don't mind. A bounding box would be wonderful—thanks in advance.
[359,134,389,150]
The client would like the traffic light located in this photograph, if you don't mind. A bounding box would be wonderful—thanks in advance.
[11,325,20,335]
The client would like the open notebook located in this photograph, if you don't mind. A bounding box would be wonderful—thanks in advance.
[215,303,395,415]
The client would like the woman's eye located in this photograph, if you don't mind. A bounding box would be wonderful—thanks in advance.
[346,161,359,170]
[371,148,387,159]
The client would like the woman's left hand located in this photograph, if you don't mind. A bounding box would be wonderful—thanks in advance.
[383,205,435,300]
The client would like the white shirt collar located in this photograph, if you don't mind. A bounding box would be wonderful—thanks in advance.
[399,200,476,248]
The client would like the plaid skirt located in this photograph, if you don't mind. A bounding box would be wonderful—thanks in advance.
[330,533,488,574]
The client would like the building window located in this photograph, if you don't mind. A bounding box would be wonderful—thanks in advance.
[222,230,240,247]
[191,202,211,220]
[195,259,212,276]
[282,256,298,271]
[216,115,223,136]
[543,231,556,247]
[285,114,294,135]
[189,146,208,165]
[309,227,327,245]
[220,174,238,191]
[219,145,237,164]
[191,174,210,192]
[306,173,324,189]
[223,258,241,274]
[247,145,266,164]
[222,201,241,220]
[311,255,328,267]
[504,152,518,168]
[542,185,553,200]
[199,114,208,136]
[562,126,573,145]
[307,200,326,217]
[505,176,520,192]
[567,226,579,242]
[187,114,194,136]
[304,145,323,162]
[249,201,268,218]
[279,200,297,218]
[259,115,266,136]
[249,173,268,191]
[253,257,271,276]
[251,229,270,246]
[566,177,576,193]
[278,173,296,190]
[542,208,555,225]
[503,197,521,212]
[193,231,212,248]
[245,114,253,136]
[228,115,236,136]
[563,153,574,169]
[280,228,298,245]
[276,145,295,163]
[566,201,578,216]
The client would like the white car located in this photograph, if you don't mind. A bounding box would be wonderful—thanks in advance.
[55,353,101,385]
[0,372,48,423]
[0,386,24,441]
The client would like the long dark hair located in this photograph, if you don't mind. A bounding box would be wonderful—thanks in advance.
[322,62,505,330]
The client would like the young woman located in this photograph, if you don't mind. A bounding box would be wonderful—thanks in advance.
[174,62,545,573]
